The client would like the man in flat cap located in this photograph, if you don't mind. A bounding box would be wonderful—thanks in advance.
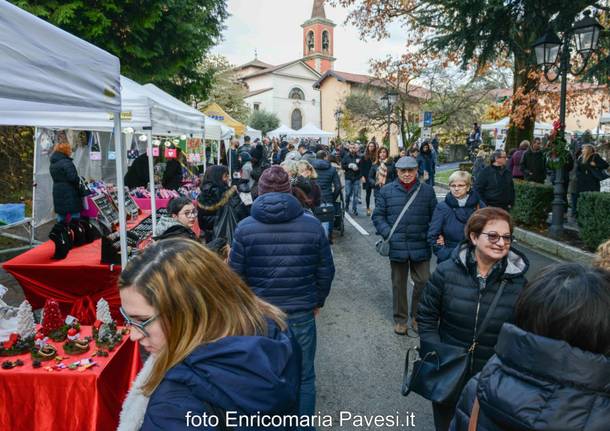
[372,156,438,335]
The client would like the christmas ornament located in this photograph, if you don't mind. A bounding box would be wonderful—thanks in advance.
[16,301,36,339]
[41,300,64,339]
[93,298,123,349]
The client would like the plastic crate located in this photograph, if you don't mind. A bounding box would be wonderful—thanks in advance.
[0,203,25,225]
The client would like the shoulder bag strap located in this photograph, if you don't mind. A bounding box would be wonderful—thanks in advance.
[468,398,480,431]
[475,279,507,339]
[387,185,421,242]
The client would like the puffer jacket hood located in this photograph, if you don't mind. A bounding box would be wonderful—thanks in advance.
[142,321,300,430]
[251,192,304,224]
[451,241,529,281]
[452,323,610,431]
[311,158,331,170]
[153,215,182,237]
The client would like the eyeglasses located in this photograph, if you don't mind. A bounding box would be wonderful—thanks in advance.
[481,232,514,244]
[180,210,197,218]
[119,306,158,337]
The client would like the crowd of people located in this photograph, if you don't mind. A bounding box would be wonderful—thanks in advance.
[47,130,609,430]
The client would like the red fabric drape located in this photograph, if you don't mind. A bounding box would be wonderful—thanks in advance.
[0,326,142,431]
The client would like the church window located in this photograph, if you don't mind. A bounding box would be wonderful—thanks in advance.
[253,103,260,111]
[291,109,303,130]
[306,31,314,53]
[322,31,329,52]
[289,88,305,100]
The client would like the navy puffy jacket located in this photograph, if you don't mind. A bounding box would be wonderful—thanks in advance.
[229,192,335,313]
[372,179,438,262]
[312,159,341,203]
[451,323,610,431]
[427,191,485,263]
[49,151,82,215]
[141,320,300,430]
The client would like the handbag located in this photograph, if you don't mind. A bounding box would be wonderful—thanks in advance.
[78,176,92,197]
[375,185,421,257]
[590,166,610,181]
[401,280,507,405]
[313,202,335,223]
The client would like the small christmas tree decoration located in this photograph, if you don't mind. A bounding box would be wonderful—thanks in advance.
[96,299,112,324]
[31,332,57,361]
[16,301,36,339]
[41,300,64,338]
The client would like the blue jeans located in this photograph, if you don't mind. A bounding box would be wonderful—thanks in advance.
[321,222,331,238]
[287,311,317,430]
[345,178,360,213]
[56,212,81,223]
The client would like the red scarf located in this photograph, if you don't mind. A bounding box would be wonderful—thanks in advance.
[400,178,417,192]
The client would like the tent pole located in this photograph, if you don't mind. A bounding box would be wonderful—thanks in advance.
[203,139,207,174]
[30,128,38,245]
[145,128,157,235]
[114,116,128,267]
[217,139,221,165]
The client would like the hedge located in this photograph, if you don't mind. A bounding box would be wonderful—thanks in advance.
[511,180,553,226]
[577,192,610,250]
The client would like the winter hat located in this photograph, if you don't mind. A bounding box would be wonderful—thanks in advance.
[239,151,251,162]
[258,165,291,195]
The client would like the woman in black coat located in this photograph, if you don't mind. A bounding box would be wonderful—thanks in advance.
[49,140,82,223]
[162,148,183,191]
[368,146,396,196]
[360,141,378,216]
[417,207,529,431]
[575,144,609,193]
[451,263,610,431]
[197,165,247,243]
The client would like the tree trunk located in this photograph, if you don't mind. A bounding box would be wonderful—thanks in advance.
[506,54,538,151]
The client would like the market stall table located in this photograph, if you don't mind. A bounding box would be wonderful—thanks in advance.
[132,197,171,210]
[2,212,199,324]
[0,326,141,431]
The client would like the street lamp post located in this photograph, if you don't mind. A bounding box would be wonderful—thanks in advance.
[381,90,399,149]
[532,10,603,237]
[335,108,343,142]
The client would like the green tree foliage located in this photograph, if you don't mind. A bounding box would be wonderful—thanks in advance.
[249,110,280,134]
[197,55,251,124]
[0,127,34,208]
[11,0,228,103]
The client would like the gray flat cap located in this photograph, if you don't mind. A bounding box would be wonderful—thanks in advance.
[395,156,418,169]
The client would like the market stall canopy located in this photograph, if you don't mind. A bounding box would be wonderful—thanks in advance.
[267,124,297,138]
[0,76,151,131]
[290,123,335,138]
[600,113,610,124]
[202,103,246,136]
[204,116,232,140]
[482,117,553,133]
[0,0,120,113]
[142,84,205,136]
[246,126,262,141]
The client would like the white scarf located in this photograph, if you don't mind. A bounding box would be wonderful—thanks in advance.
[117,355,156,431]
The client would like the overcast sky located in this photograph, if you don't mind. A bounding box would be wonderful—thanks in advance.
[211,0,406,75]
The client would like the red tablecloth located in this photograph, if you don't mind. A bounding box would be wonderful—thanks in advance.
[2,212,200,324]
[0,326,142,431]
[132,197,171,210]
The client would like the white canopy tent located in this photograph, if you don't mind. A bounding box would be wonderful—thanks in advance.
[245,126,262,142]
[290,123,335,138]
[267,124,297,138]
[599,113,610,124]
[482,117,553,133]
[0,0,130,264]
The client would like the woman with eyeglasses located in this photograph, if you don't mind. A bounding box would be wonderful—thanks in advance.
[153,196,198,242]
[417,207,529,431]
[117,239,300,431]
[428,171,485,263]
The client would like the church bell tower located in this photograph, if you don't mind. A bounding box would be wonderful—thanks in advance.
[301,0,336,74]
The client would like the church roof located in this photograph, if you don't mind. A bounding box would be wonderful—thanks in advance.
[235,58,274,70]
[240,59,321,80]
[245,87,273,98]
[311,0,326,19]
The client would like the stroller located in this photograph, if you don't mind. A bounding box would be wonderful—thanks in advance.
[333,193,345,237]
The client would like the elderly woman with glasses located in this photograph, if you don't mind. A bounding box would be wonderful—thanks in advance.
[153,196,198,242]
[427,171,485,263]
[417,207,530,431]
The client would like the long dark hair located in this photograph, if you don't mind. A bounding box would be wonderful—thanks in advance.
[364,141,378,163]
[515,263,610,356]
[202,165,228,188]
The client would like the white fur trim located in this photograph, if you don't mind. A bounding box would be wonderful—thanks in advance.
[117,355,156,431]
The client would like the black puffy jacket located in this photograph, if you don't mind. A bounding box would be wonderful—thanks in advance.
[474,165,515,210]
[372,179,438,262]
[451,323,610,431]
[341,152,362,181]
[417,242,529,373]
[49,151,82,215]
[197,184,247,242]
[124,153,151,189]
[162,159,183,190]
[312,159,341,203]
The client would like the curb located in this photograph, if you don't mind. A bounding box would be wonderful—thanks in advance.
[513,227,595,266]
[434,183,595,265]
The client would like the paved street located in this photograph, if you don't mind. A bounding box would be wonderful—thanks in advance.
[315,190,558,431]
